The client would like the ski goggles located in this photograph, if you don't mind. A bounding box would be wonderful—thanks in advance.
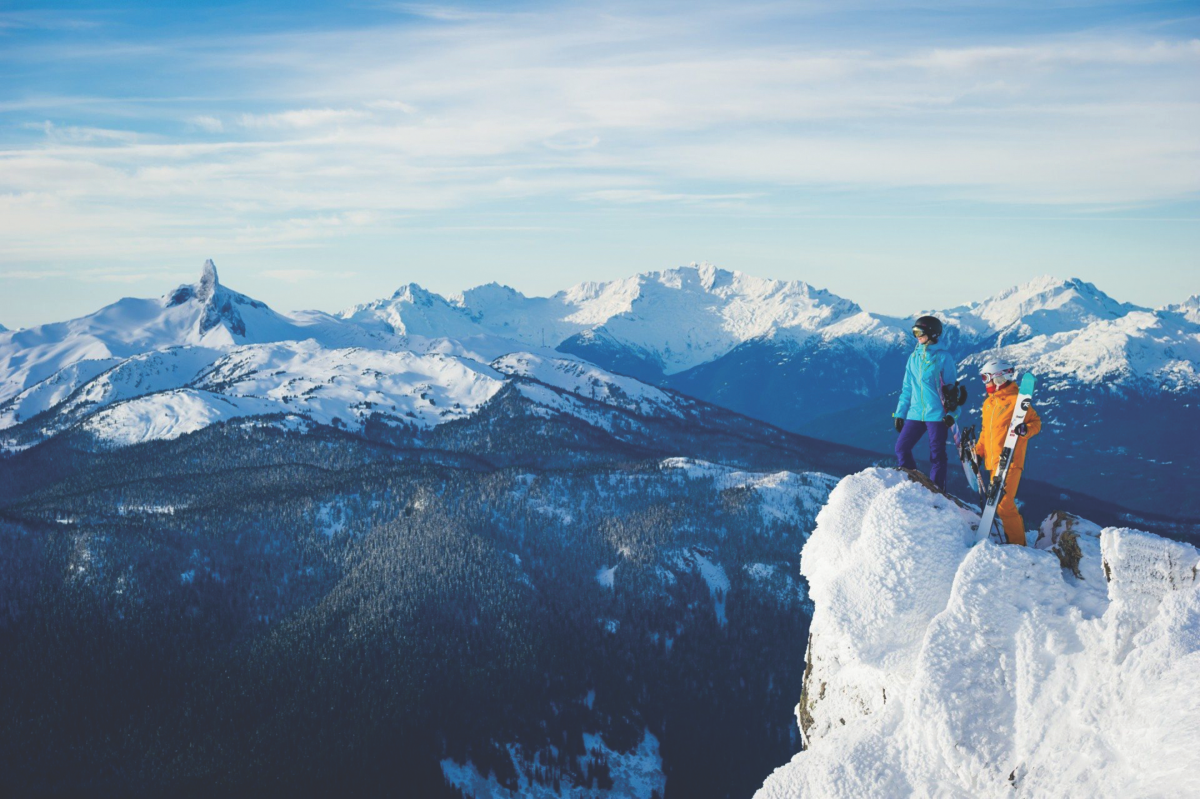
[979,370,1013,382]
[911,328,929,338]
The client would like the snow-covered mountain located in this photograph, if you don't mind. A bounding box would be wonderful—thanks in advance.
[0,346,219,437]
[0,260,385,405]
[7,262,1191,419]
[939,275,1142,347]
[961,306,1200,392]
[1161,293,1200,325]
[756,468,1200,798]
[0,337,716,453]
[345,263,881,379]
[343,267,1198,466]
[76,342,508,447]
[339,282,491,341]
[1,260,897,455]
[343,267,1173,388]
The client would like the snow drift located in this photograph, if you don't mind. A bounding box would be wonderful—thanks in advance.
[757,468,1200,799]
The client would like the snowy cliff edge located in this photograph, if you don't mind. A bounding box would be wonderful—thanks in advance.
[757,467,1200,798]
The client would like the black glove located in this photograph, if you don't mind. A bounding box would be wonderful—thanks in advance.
[1014,422,1028,437]
[894,417,904,433]
[943,415,955,427]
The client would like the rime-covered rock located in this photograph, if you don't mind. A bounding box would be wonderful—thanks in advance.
[758,468,1200,799]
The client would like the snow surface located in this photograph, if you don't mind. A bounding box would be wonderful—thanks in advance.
[755,468,1200,799]
[440,729,665,799]
[744,562,807,605]
[0,357,121,429]
[493,352,691,418]
[659,457,837,531]
[663,547,731,626]
[75,342,508,445]
[597,564,618,589]
[82,389,283,446]
[195,340,506,428]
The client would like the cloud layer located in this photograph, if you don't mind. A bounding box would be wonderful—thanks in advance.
[0,1,1197,308]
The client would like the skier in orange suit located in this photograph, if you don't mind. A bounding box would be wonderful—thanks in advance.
[975,360,1042,546]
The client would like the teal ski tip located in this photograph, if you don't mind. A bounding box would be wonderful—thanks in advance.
[1019,373,1035,393]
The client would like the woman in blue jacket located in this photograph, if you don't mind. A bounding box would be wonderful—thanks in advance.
[893,315,957,491]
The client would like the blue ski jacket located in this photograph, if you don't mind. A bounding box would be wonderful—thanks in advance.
[894,340,959,423]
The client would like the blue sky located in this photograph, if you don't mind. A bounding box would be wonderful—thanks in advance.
[1,1,1197,328]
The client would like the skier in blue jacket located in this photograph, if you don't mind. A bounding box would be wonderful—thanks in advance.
[893,315,957,491]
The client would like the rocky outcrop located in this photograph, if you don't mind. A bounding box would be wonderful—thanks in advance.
[759,468,1200,799]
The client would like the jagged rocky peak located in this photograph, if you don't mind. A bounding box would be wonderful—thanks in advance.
[390,282,440,304]
[198,259,219,302]
[163,259,250,338]
[1162,294,1200,324]
[455,281,527,309]
[167,259,221,307]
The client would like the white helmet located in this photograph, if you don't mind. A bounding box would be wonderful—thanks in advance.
[979,359,1015,385]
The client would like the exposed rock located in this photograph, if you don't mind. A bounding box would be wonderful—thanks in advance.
[1034,510,1102,578]
[197,258,219,303]
[795,633,819,745]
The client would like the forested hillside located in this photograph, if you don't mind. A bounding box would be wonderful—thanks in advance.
[1,421,837,797]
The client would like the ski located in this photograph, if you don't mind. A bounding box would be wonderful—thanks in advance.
[954,423,987,504]
[939,375,985,506]
[976,372,1036,543]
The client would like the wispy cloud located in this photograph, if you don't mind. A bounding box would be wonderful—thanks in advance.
[0,2,1197,271]
[238,108,373,129]
[386,3,509,22]
[580,189,758,205]
[0,11,103,33]
[188,115,224,132]
[0,267,162,283]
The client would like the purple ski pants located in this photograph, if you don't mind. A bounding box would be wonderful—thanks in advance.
[895,419,950,491]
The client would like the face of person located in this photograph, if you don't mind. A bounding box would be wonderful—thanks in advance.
[912,328,929,343]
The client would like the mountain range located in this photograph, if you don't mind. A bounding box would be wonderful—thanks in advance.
[2,260,1196,798]
[2,260,1197,516]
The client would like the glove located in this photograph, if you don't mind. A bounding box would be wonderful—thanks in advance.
[943,415,955,427]
[1014,422,1028,436]
[894,417,904,433]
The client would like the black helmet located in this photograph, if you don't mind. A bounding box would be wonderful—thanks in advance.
[912,315,943,342]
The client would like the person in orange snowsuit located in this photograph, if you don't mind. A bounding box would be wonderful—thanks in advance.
[975,360,1042,545]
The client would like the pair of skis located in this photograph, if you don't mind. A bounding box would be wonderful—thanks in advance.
[954,373,1036,544]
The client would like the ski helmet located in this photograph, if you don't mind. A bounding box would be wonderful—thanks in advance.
[912,315,943,342]
[979,359,1015,388]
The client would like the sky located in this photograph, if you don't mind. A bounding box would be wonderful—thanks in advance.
[1,0,1197,328]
